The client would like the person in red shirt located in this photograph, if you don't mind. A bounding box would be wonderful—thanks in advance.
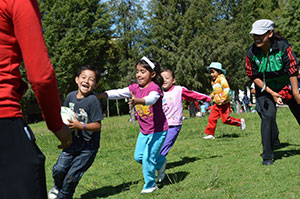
[0,0,72,198]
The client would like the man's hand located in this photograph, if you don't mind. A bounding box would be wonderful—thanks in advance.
[53,125,72,149]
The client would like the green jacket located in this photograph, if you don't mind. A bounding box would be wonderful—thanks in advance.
[244,38,299,92]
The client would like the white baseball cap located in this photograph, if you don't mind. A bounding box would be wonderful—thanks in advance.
[249,19,274,35]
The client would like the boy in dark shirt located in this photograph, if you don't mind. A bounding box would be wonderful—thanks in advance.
[49,65,103,199]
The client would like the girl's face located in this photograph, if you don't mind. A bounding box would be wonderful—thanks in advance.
[161,71,175,91]
[136,64,155,87]
[75,69,97,97]
[253,31,273,49]
[210,68,221,81]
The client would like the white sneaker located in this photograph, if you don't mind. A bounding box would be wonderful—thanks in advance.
[157,160,167,182]
[240,118,246,131]
[140,185,158,194]
[203,135,215,139]
[48,187,59,199]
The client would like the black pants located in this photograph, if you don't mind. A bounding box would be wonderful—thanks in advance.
[256,102,280,143]
[0,118,47,199]
[257,94,300,160]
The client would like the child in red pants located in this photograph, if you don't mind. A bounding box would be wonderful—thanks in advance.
[203,62,246,139]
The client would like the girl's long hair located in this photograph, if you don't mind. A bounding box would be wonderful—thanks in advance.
[271,30,287,42]
[136,58,164,88]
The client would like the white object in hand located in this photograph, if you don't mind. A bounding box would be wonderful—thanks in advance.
[61,106,75,125]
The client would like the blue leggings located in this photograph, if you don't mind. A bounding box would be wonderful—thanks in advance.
[134,130,167,189]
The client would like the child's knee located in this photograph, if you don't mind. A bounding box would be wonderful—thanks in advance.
[134,154,142,164]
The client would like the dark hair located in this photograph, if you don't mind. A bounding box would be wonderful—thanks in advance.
[162,68,175,79]
[136,58,164,88]
[270,30,287,42]
[77,65,100,83]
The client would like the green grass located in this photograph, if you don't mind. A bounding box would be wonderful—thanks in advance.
[31,107,300,199]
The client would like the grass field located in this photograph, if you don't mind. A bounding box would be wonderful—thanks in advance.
[31,107,300,199]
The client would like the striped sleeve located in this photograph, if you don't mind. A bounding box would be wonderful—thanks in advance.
[284,46,298,76]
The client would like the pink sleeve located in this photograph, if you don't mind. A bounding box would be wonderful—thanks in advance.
[13,0,63,132]
[182,87,211,102]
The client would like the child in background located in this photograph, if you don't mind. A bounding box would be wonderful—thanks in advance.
[203,62,246,140]
[48,65,103,199]
[97,57,168,194]
[156,68,211,182]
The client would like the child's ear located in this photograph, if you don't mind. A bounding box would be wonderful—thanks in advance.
[173,78,176,84]
[151,71,156,79]
[75,76,79,84]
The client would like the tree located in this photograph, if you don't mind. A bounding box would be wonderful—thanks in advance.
[21,0,113,121]
[107,0,145,88]
[39,0,113,96]
[277,0,300,57]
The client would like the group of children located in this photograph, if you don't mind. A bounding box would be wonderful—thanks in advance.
[48,54,247,198]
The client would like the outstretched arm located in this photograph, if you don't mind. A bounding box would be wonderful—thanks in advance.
[96,87,131,99]
[181,87,211,102]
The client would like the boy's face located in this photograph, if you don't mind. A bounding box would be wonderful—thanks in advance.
[161,71,176,91]
[75,69,97,97]
[210,68,220,81]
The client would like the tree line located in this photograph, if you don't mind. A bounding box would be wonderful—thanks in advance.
[21,0,300,120]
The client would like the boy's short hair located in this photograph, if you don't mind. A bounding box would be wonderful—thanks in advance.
[162,68,175,78]
[77,65,100,82]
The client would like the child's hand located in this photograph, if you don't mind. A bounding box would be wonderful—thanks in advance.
[129,92,145,106]
[96,92,108,98]
[218,99,224,105]
[67,117,82,130]
[271,92,283,105]
[129,92,136,107]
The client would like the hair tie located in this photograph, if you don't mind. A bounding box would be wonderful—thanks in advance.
[141,56,155,70]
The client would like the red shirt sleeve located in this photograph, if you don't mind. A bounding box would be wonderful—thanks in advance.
[13,0,63,132]
[181,87,211,102]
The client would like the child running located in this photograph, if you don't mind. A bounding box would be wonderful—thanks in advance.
[156,68,211,182]
[48,65,103,199]
[97,57,168,194]
[203,62,246,140]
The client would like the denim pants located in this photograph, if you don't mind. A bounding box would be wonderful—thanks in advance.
[52,149,97,199]
[0,118,47,199]
[134,130,167,190]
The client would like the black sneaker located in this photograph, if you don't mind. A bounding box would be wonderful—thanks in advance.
[262,159,273,165]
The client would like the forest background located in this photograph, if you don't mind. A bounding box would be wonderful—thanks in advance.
[21,0,300,121]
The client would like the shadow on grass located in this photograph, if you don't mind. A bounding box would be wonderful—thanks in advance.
[80,180,139,199]
[167,157,198,169]
[167,156,219,170]
[274,148,300,160]
[158,171,189,188]
[218,133,240,139]
[274,142,300,150]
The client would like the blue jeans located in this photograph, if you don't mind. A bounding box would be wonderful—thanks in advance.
[52,149,97,199]
[134,131,167,190]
